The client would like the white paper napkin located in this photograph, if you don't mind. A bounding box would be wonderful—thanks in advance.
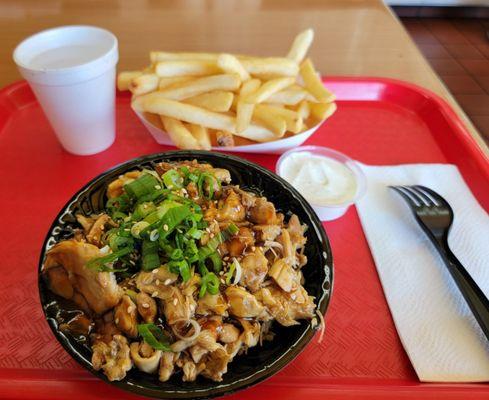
[356,163,489,382]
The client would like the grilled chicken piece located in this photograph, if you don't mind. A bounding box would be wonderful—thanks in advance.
[181,274,201,297]
[189,344,209,363]
[228,226,254,257]
[255,285,315,326]
[225,286,264,318]
[219,324,240,344]
[224,338,243,361]
[92,335,132,381]
[136,292,157,323]
[253,224,282,242]
[91,312,121,344]
[268,258,299,292]
[44,240,122,314]
[114,295,138,338]
[159,351,179,382]
[156,161,230,184]
[196,293,228,316]
[215,189,245,222]
[130,342,162,373]
[163,287,196,325]
[277,229,295,266]
[239,248,269,292]
[135,266,178,300]
[181,356,205,382]
[239,319,260,347]
[287,214,307,249]
[249,197,278,225]
[201,347,230,382]
[86,214,115,247]
[107,170,141,199]
[76,214,96,233]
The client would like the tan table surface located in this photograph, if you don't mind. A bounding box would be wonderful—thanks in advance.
[2,0,488,154]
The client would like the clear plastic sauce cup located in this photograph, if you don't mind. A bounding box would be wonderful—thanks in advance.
[276,146,366,221]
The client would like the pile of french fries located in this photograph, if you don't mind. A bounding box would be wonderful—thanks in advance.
[118,29,336,150]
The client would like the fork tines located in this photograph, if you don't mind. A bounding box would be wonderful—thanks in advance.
[389,185,444,208]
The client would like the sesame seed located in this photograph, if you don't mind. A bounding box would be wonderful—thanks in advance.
[142,303,150,309]
[115,318,119,324]
[223,256,229,261]
[152,269,158,274]
[163,224,169,231]
[291,294,296,300]
[127,306,135,313]
[152,291,159,297]
[164,279,172,285]
[155,279,160,285]
[155,185,161,190]
[173,298,178,306]
[219,271,224,276]
[210,233,215,238]
[251,246,256,251]
[205,228,211,233]
[220,278,225,284]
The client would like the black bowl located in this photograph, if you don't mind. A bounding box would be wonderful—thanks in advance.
[38,151,333,399]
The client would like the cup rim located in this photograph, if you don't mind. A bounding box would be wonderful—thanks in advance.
[276,145,367,209]
[13,25,118,75]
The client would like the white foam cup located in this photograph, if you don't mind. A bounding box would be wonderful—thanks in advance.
[13,26,118,155]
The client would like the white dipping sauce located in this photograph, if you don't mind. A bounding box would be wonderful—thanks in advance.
[280,152,357,205]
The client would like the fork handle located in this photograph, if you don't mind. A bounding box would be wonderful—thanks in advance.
[442,246,489,340]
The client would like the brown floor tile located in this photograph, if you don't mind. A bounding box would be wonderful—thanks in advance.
[476,43,489,59]
[444,43,486,60]
[417,43,452,58]
[455,94,489,116]
[451,19,489,46]
[403,19,440,44]
[428,58,466,75]
[459,59,489,76]
[470,115,489,140]
[474,76,489,94]
[440,75,485,95]
[423,19,470,45]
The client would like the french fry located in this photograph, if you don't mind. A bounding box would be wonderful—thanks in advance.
[244,77,295,104]
[155,61,221,77]
[129,74,159,96]
[253,106,287,137]
[236,79,261,133]
[133,92,280,142]
[215,130,235,147]
[150,51,220,63]
[296,100,310,119]
[267,88,308,105]
[299,58,335,102]
[255,104,303,133]
[133,93,235,130]
[188,124,211,150]
[158,76,195,90]
[185,91,234,112]
[117,71,143,91]
[309,102,337,121]
[240,58,299,78]
[160,116,201,149]
[236,102,254,133]
[217,54,250,81]
[157,74,240,101]
[287,29,314,64]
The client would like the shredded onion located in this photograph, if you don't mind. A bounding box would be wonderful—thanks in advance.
[263,240,283,250]
[100,245,111,255]
[232,258,242,285]
[171,318,201,341]
[316,309,326,343]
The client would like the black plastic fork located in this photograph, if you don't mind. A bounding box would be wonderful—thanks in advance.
[390,185,489,340]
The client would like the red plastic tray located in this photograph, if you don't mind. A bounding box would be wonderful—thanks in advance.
[1,78,488,400]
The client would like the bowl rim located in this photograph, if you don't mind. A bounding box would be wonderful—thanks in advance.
[38,150,334,399]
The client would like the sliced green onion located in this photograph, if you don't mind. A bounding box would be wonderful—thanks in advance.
[124,174,160,199]
[208,251,222,273]
[162,169,183,190]
[200,272,220,297]
[198,223,238,260]
[109,234,134,251]
[197,173,220,199]
[137,323,172,352]
[132,202,156,221]
[131,221,150,238]
[87,247,132,271]
[125,289,138,301]
[225,259,236,284]
[142,240,160,271]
